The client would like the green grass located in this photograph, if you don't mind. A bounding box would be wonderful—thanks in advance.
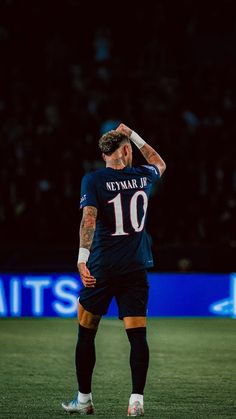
[0,318,236,418]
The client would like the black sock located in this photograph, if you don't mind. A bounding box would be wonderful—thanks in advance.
[126,327,149,395]
[75,324,97,394]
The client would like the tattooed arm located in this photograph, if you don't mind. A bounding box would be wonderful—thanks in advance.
[116,123,166,176]
[139,143,166,176]
[80,206,97,250]
[78,206,97,288]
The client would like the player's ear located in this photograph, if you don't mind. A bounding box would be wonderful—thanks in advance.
[102,153,106,162]
[125,143,132,156]
[123,144,128,156]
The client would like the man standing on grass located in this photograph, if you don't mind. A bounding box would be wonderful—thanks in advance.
[62,123,166,416]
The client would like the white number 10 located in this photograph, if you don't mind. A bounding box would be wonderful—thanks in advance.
[108,191,148,236]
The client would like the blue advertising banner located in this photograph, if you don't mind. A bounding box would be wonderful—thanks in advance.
[0,273,235,318]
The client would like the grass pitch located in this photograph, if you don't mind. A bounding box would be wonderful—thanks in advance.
[0,318,235,418]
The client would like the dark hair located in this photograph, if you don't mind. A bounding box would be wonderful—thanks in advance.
[99,130,129,156]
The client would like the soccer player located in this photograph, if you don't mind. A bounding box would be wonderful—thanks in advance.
[62,123,166,416]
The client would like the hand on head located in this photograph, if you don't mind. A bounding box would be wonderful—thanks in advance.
[116,123,132,138]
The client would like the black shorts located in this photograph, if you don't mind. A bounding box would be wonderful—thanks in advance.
[79,269,149,319]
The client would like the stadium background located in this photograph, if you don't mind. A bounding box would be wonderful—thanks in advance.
[0,1,236,418]
[0,0,235,273]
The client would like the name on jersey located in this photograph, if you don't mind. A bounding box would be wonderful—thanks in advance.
[106,177,147,191]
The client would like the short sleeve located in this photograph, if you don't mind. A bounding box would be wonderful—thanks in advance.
[141,164,160,182]
[80,174,99,209]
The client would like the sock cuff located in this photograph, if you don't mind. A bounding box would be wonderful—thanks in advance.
[78,324,97,338]
[126,327,147,339]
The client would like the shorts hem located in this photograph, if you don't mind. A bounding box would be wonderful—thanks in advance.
[79,300,106,317]
[118,313,147,320]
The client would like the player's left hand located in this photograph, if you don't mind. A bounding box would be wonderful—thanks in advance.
[78,262,96,288]
[116,123,132,137]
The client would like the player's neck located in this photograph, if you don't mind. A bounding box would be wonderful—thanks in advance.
[106,158,125,170]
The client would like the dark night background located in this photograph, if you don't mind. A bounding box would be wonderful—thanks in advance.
[0,0,235,272]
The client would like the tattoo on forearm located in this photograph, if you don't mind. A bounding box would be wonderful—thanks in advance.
[141,148,157,161]
[140,144,165,172]
[80,206,97,250]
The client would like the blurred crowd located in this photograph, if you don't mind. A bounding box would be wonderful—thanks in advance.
[0,0,235,256]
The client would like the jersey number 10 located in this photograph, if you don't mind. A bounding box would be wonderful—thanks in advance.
[108,191,148,236]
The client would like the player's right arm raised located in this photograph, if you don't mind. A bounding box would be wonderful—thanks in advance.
[116,123,166,176]
[77,206,97,288]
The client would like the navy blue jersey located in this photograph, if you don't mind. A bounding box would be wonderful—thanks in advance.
[80,165,160,277]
